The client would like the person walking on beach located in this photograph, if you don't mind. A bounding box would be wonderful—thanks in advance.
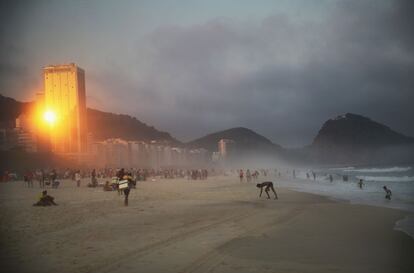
[36,169,44,188]
[256,181,278,200]
[75,170,81,187]
[120,175,134,206]
[246,169,251,182]
[383,186,392,200]
[329,174,333,183]
[358,179,364,189]
[24,170,34,188]
[239,169,244,182]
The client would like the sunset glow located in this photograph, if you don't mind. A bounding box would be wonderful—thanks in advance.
[43,110,57,125]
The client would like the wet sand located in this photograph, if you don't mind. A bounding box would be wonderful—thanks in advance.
[0,176,413,273]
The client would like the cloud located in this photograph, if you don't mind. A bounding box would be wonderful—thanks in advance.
[1,0,413,147]
[104,0,412,146]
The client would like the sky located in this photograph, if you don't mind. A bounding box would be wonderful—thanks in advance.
[1,0,413,147]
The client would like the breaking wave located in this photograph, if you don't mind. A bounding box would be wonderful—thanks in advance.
[356,176,414,182]
[344,166,412,173]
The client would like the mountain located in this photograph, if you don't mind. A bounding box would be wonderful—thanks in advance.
[186,127,282,154]
[87,108,179,144]
[312,113,414,148]
[0,95,33,128]
[0,94,179,144]
[307,113,414,164]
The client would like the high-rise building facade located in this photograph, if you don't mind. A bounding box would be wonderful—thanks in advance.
[42,63,87,153]
[218,139,234,159]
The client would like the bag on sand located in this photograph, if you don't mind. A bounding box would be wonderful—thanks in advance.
[118,180,129,190]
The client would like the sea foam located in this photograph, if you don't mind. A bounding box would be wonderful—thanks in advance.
[344,166,412,173]
[356,176,414,182]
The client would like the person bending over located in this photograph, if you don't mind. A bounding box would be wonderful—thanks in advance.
[257,181,278,199]
[383,186,392,200]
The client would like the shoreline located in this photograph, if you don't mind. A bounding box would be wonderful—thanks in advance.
[1,177,413,273]
[285,186,414,239]
[273,175,414,239]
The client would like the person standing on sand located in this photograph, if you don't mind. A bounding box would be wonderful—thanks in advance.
[383,186,392,200]
[50,169,57,182]
[239,170,244,182]
[246,169,251,182]
[358,179,364,189]
[24,170,33,187]
[40,169,46,188]
[91,169,97,186]
[329,174,333,183]
[75,170,81,187]
[122,175,134,206]
[256,181,278,199]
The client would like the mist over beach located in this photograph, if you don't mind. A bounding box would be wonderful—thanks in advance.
[1,0,414,273]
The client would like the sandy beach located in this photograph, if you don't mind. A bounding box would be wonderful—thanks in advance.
[1,176,413,273]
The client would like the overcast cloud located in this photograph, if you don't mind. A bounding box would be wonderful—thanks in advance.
[1,0,413,147]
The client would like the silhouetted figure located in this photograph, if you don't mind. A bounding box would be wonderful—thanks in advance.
[75,170,81,187]
[383,186,392,200]
[117,168,125,180]
[33,190,58,206]
[120,178,131,206]
[24,170,34,188]
[329,174,333,183]
[358,179,364,189]
[256,181,278,199]
[50,169,57,183]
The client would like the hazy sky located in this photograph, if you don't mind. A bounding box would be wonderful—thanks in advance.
[1,0,413,147]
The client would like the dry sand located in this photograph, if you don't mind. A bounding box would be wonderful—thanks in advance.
[0,176,413,273]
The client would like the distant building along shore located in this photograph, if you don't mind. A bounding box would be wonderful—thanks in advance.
[0,63,211,168]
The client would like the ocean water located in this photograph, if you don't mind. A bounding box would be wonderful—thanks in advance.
[274,165,414,238]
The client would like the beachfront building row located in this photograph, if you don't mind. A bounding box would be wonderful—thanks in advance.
[0,114,45,153]
[218,139,235,159]
[90,138,210,168]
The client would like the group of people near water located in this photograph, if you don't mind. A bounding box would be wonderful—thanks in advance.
[291,168,393,200]
[3,165,395,207]
[237,169,269,183]
[234,167,394,201]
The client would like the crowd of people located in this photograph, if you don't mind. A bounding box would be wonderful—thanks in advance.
[1,166,394,207]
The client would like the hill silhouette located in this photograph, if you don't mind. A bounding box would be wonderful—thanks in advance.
[0,94,178,144]
[306,113,414,164]
[187,127,282,155]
